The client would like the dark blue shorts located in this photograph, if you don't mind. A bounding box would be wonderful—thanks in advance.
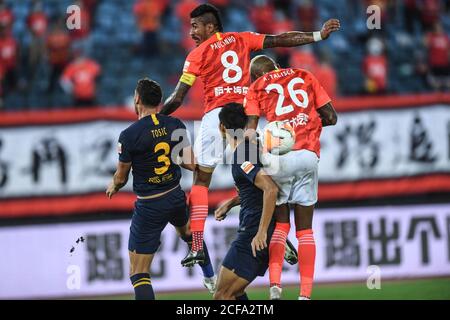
[128,186,188,254]
[222,224,275,283]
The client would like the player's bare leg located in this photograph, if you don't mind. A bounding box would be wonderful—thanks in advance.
[294,204,316,300]
[268,204,290,299]
[176,222,217,294]
[129,251,155,300]
[182,165,214,267]
[214,266,250,300]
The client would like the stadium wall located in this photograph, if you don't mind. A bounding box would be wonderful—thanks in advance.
[0,93,449,218]
[0,203,449,299]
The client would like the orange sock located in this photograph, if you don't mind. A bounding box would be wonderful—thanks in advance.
[189,185,208,251]
[269,222,290,287]
[296,229,316,298]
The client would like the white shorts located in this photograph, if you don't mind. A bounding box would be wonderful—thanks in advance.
[262,149,319,206]
[193,107,224,168]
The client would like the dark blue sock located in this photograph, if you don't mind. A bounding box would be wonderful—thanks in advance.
[199,240,214,277]
[130,273,155,300]
[236,293,249,300]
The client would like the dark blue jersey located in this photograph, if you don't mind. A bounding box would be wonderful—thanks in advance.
[118,113,189,197]
[231,140,265,232]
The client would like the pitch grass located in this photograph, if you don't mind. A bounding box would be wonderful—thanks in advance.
[89,278,450,300]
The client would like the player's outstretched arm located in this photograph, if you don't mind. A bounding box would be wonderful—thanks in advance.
[159,82,191,115]
[262,19,340,49]
[106,161,131,199]
[215,196,240,221]
[317,102,338,127]
[251,170,278,257]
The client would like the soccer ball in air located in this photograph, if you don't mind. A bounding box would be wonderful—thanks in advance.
[262,121,295,155]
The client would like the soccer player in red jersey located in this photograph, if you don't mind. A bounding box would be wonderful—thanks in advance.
[159,3,340,267]
[244,55,338,300]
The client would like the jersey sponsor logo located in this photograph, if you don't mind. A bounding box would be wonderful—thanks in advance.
[214,85,248,97]
[241,161,255,174]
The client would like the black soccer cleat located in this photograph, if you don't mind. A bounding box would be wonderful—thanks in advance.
[284,239,298,265]
[181,249,205,267]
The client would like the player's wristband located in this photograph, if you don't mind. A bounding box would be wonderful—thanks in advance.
[313,31,322,42]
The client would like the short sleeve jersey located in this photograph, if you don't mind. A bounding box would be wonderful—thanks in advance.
[181,31,265,114]
[118,114,189,197]
[244,68,331,157]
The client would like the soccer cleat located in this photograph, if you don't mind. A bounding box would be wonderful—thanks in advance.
[298,296,311,300]
[181,249,205,267]
[284,239,298,265]
[203,275,217,294]
[270,285,282,300]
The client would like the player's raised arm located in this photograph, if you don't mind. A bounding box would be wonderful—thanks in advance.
[159,81,191,115]
[214,195,240,221]
[262,19,340,49]
[251,169,278,257]
[106,161,131,198]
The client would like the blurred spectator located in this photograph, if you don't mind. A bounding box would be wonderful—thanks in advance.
[296,0,317,31]
[0,23,19,107]
[46,19,71,95]
[404,0,420,33]
[175,0,200,52]
[363,37,388,94]
[208,0,230,13]
[133,0,163,57]
[272,11,295,67]
[424,22,450,91]
[26,0,48,90]
[250,1,275,34]
[80,0,99,24]
[315,51,338,99]
[419,0,441,31]
[0,0,13,32]
[60,53,101,107]
[289,46,317,71]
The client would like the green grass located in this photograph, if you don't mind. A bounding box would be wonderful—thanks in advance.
[87,278,450,300]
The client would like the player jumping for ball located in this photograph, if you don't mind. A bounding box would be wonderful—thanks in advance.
[159,3,340,267]
[244,55,338,300]
[106,78,216,299]
[213,103,279,300]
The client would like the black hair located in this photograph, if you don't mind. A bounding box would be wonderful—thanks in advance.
[136,78,162,107]
[219,103,248,130]
[190,3,223,32]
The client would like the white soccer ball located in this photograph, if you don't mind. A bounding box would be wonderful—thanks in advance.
[262,120,295,155]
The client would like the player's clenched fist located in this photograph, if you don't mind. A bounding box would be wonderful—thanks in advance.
[214,203,229,221]
[106,182,118,199]
[251,231,267,257]
[320,19,341,40]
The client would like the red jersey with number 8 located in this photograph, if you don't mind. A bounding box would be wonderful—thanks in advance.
[180,32,265,114]
[244,68,331,157]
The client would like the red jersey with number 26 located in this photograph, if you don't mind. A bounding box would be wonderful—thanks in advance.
[244,68,331,157]
[180,32,265,114]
